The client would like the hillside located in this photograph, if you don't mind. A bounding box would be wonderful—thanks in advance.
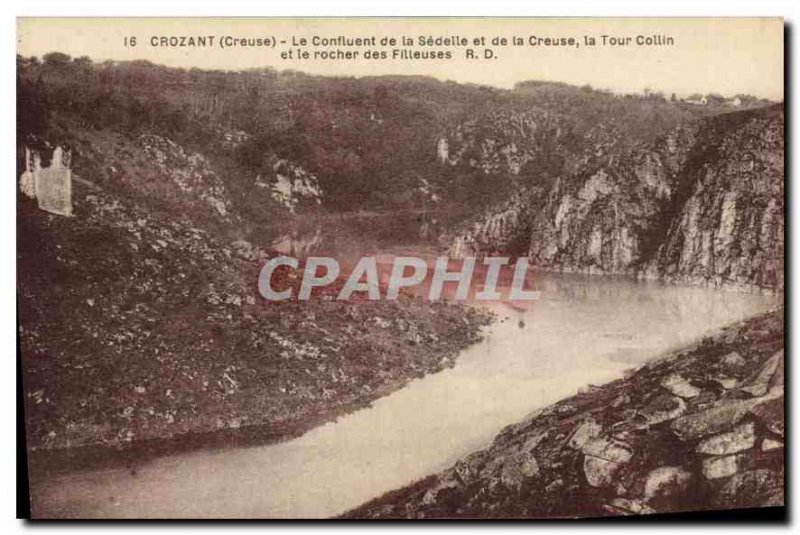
[18,54,758,221]
[19,184,490,464]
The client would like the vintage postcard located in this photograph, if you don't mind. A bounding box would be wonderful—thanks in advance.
[17,17,784,519]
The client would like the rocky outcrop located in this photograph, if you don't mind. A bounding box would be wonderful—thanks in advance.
[136,134,232,218]
[527,123,699,274]
[449,106,783,291]
[446,119,698,270]
[439,108,575,178]
[346,308,784,519]
[644,109,784,290]
[448,189,538,258]
[255,158,322,214]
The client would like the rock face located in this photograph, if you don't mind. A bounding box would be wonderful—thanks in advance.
[448,189,538,258]
[449,106,784,292]
[527,123,699,275]
[346,309,784,519]
[255,158,322,214]
[136,134,233,218]
[439,108,579,178]
[646,109,785,290]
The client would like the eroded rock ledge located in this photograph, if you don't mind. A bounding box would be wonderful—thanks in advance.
[346,308,784,519]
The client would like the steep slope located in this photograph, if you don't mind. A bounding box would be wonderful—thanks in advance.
[449,105,784,291]
[19,56,750,216]
[525,122,700,274]
[18,184,488,458]
[644,108,784,289]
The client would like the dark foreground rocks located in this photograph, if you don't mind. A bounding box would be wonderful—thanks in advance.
[346,308,784,519]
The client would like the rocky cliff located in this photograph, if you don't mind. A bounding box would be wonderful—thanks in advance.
[449,105,784,292]
[644,109,784,290]
[347,308,784,519]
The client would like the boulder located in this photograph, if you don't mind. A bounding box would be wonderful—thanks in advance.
[643,466,693,501]
[568,418,602,450]
[584,455,621,488]
[702,455,739,480]
[761,438,783,452]
[696,422,755,455]
[421,476,459,505]
[769,353,784,390]
[611,394,631,408]
[582,437,633,464]
[712,375,738,390]
[739,351,782,397]
[661,374,701,399]
[453,458,478,484]
[720,351,747,375]
[544,478,564,493]
[500,452,539,490]
[713,469,783,508]
[671,392,780,440]
[522,430,549,452]
[748,395,784,437]
[606,498,656,516]
[640,395,687,427]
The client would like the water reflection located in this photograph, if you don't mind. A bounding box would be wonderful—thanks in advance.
[271,227,324,257]
[266,210,449,260]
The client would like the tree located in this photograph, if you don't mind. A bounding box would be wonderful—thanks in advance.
[73,56,93,68]
[42,52,71,67]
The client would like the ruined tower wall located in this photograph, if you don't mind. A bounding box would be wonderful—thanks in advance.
[20,146,73,217]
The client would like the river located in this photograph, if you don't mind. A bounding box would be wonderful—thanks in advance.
[29,268,776,518]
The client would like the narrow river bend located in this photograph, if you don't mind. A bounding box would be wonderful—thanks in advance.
[30,272,776,518]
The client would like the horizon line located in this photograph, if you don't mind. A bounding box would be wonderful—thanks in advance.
[17,52,783,102]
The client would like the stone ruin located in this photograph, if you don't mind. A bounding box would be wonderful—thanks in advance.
[20,146,73,217]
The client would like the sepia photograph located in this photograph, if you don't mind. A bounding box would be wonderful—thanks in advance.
[15,16,785,520]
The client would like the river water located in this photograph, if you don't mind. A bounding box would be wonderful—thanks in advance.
[30,267,776,518]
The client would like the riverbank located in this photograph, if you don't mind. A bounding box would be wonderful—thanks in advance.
[19,193,492,480]
[346,307,784,518]
[25,297,492,480]
[27,278,775,518]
